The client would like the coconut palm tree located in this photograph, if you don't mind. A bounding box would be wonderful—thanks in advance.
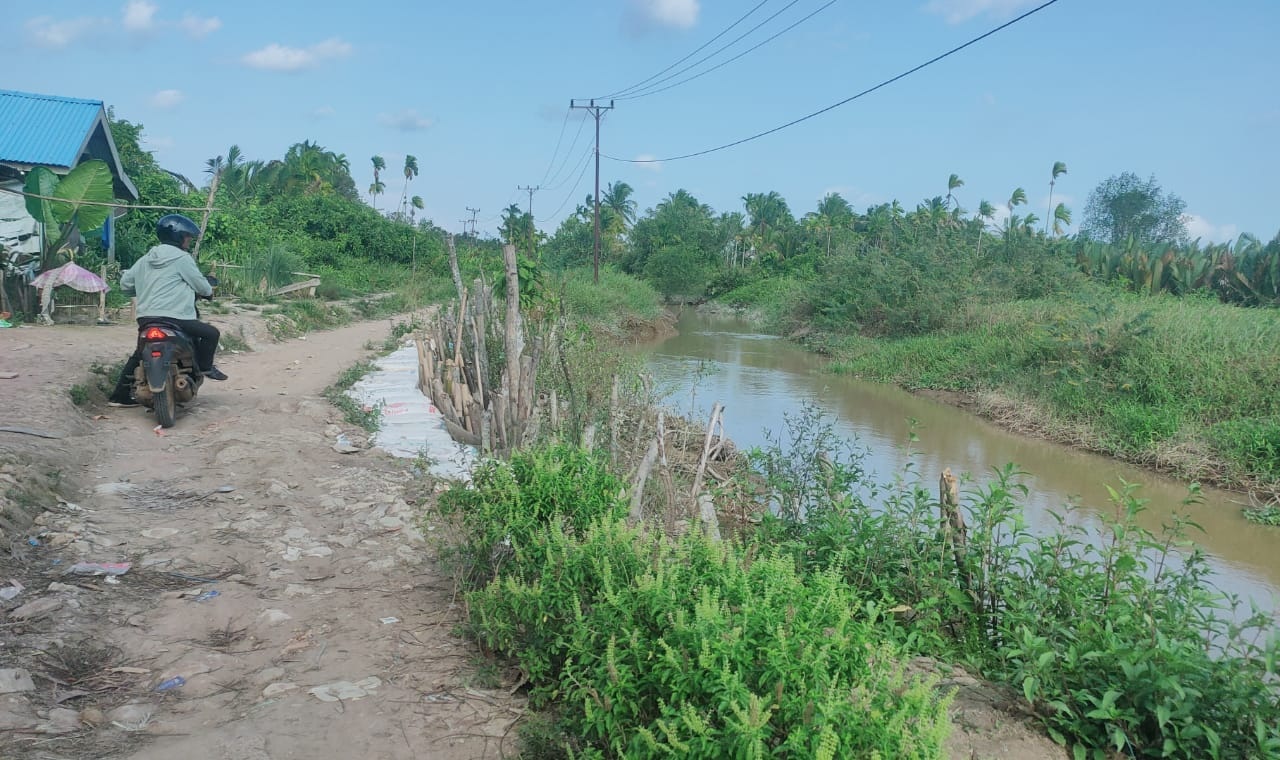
[370,155,386,209]
[945,173,964,209]
[499,203,525,247]
[811,192,853,257]
[410,195,424,223]
[400,154,419,215]
[1046,161,1067,234]
[1007,187,1027,216]
[743,191,793,260]
[1052,202,1072,236]
[976,200,996,257]
[602,181,637,227]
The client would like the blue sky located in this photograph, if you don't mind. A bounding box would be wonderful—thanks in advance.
[9,0,1278,242]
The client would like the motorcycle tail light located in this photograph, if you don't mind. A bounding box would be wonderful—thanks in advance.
[144,327,167,340]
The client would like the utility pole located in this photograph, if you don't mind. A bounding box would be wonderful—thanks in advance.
[570,98,614,283]
[517,185,540,258]
[465,207,480,237]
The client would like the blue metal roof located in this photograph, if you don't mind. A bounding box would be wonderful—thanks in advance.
[0,89,104,169]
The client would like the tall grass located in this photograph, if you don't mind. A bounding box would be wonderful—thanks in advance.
[555,266,663,327]
[831,287,1280,486]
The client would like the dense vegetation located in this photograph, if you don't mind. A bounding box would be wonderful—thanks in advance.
[437,436,1279,759]
[535,170,1280,488]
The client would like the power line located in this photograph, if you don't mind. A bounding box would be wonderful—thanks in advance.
[543,112,590,188]
[602,0,775,99]
[618,0,837,101]
[543,142,595,192]
[613,0,805,101]
[537,108,572,186]
[538,143,595,223]
[607,0,1064,164]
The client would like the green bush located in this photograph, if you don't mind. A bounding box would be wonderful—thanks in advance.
[452,444,952,759]
[749,410,1280,760]
[437,445,629,588]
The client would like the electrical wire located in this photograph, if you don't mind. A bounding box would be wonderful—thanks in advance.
[613,0,805,101]
[539,143,597,223]
[602,0,775,99]
[618,0,837,101]
[544,139,597,192]
[606,0,1063,164]
[542,112,590,188]
[537,108,573,187]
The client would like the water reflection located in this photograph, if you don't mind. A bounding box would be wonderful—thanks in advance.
[640,310,1279,613]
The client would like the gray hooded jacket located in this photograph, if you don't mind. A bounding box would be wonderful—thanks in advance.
[120,244,212,320]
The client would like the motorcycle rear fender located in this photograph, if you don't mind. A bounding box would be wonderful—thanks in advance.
[143,344,174,392]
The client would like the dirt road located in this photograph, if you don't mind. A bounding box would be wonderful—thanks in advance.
[1,313,519,759]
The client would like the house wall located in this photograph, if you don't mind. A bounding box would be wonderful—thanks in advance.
[0,181,41,256]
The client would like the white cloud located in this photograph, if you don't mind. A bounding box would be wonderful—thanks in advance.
[923,0,1040,24]
[150,89,185,109]
[378,109,435,131]
[311,105,336,119]
[1183,213,1239,244]
[241,38,353,72]
[628,0,700,31]
[122,0,158,32]
[25,16,102,48]
[633,154,664,172]
[179,13,222,38]
[981,91,997,106]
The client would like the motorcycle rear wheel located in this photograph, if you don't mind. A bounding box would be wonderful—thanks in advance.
[154,381,177,428]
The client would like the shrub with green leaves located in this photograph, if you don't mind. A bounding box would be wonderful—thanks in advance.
[750,411,1280,760]
[437,445,629,587]
[446,443,952,759]
[466,518,952,759]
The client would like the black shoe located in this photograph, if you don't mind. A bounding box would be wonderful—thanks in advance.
[107,394,139,408]
[204,366,228,381]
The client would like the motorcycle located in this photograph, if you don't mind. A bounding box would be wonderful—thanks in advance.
[130,276,217,428]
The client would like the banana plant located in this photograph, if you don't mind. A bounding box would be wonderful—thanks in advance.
[23,159,115,268]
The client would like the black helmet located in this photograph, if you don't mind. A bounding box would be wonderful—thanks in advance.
[156,214,200,247]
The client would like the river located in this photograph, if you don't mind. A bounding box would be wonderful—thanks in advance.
[639,310,1279,613]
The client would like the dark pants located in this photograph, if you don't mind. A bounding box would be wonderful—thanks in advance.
[112,318,219,396]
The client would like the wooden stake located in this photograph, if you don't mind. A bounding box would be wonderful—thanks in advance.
[690,402,724,502]
[609,375,620,466]
[447,233,465,303]
[191,170,221,260]
[501,244,523,420]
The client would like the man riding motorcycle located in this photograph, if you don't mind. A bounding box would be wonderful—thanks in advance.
[107,214,227,407]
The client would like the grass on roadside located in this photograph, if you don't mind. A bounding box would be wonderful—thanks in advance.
[323,360,382,433]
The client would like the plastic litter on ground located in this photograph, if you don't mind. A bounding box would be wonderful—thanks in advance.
[346,342,476,480]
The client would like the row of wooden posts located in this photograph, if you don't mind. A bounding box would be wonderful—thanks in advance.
[414,241,538,456]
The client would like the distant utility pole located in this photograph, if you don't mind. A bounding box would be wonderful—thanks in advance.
[465,207,480,237]
[570,98,614,284]
[517,185,540,257]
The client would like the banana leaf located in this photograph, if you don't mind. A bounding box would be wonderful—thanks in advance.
[23,167,60,229]
[49,159,114,233]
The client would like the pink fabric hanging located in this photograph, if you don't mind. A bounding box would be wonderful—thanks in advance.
[30,262,110,293]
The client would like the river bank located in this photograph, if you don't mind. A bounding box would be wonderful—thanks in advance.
[705,292,1280,505]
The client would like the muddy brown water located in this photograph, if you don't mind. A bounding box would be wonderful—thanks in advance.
[638,310,1279,614]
